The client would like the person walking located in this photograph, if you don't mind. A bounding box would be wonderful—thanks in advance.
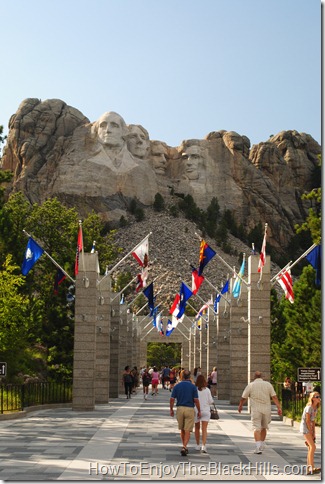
[169,369,201,456]
[169,367,177,392]
[194,374,214,453]
[150,366,160,396]
[210,367,218,398]
[122,365,133,399]
[142,368,152,400]
[300,391,321,474]
[238,370,282,454]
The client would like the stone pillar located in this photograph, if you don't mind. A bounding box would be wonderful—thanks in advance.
[109,289,121,398]
[216,298,230,400]
[72,253,98,411]
[229,284,248,404]
[207,310,218,378]
[247,255,271,382]
[95,271,111,403]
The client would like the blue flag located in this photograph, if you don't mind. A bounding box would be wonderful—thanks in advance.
[232,259,245,298]
[143,282,155,316]
[21,237,44,276]
[214,279,229,311]
[306,245,321,287]
[198,240,216,276]
[166,320,175,337]
[177,282,193,318]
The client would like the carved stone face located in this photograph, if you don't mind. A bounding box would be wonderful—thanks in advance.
[182,145,203,180]
[127,125,150,159]
[96,112,126,148]
[151,142,168,175]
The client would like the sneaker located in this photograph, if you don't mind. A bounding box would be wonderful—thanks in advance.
[195,445,201,451]
[260,442,266,451]
[201,445,207,453]
[254,447,262,454]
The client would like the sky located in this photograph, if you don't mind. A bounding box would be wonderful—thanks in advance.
[1,0,321,148]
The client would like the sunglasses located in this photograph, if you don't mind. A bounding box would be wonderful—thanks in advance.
[313,396,320,399]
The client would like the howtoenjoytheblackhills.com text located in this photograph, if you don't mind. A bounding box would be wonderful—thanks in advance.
[89,461,314,478]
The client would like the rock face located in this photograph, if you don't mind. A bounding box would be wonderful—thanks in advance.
[1,98,321,251]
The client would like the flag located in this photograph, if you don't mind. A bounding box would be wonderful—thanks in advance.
[177,282,193,318]
[195,303,209,320]
[135,267,148,292]
[277,269,294,303]
[54,268,66,295]
[306,244,321,287]
[166,320,175,337]
[21,237,44,276]
[132,237,149,267]
[198,240,216,276]
[232,258,245,298]
[143,282,155,316]
[120,293,125,304]
[258,226,267,273]
[91,241,96,253]
[172,313,184,327]
[75,224,83,276]
[214,279,229,311]
[191,267,204,295]
[169,293,180,316]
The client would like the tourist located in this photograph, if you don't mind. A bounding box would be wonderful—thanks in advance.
[142,368,152,400]
[169,367,177,392]
[194,374,214,453]
[209,366,218,398]
[150,366,160,396]
[169,369,201,456]
[238,371,282,454]
[300,391,321,474]
[122,365,133,399]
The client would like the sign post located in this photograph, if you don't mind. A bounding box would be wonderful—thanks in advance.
[0,362,7,377]
[297,367,321,382]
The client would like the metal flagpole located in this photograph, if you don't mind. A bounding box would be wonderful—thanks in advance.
[271,244,317,285]
[97,232,152,286]
[22,229,75,283]
[194,232,250,287]
[110,274,138,302]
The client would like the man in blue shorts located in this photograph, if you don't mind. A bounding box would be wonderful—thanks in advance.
[170,369,201,456]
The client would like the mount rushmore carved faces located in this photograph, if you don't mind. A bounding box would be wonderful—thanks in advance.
[126,124,150,159]
[181,144,205,180]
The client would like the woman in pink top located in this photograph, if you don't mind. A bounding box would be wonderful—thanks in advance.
[151,366,160,396]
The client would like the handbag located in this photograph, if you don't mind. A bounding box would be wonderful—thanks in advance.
[210,403,219,420]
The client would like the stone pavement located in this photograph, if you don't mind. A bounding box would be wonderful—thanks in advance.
[0,386,321,481]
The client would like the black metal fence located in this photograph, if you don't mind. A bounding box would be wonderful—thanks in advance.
[0,381,72,414]
[273,382,320,421]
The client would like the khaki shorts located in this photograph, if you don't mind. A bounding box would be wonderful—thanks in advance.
[176,406,195,431]
[251,409,271,431]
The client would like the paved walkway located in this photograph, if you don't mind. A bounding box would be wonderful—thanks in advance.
[0,387,321,481]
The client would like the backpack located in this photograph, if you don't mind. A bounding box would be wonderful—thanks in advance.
[124,373,133,384]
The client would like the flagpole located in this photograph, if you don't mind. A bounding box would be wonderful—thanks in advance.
[270,261,292,285]
[258,223,268,283]
[97,232,152,285]
[79,220,85,274]
[110,274,138,302]
[194,232,250,287]
[22,229,75,283]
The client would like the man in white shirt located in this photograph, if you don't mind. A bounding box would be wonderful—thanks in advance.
[238,371,282,454]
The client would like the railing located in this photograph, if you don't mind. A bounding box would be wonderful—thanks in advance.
[274,382,321,423]
[0,381,72,414]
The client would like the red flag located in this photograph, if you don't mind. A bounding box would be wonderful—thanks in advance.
[277,269,294,303]
[75,225,83,276]
[258,227,267,273]
[169,294,180,315]
[191,268,204,295]
[132,237,149,267]
[135,267,148,293]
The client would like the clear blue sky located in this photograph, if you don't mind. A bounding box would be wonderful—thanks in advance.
[1,0,321,148]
